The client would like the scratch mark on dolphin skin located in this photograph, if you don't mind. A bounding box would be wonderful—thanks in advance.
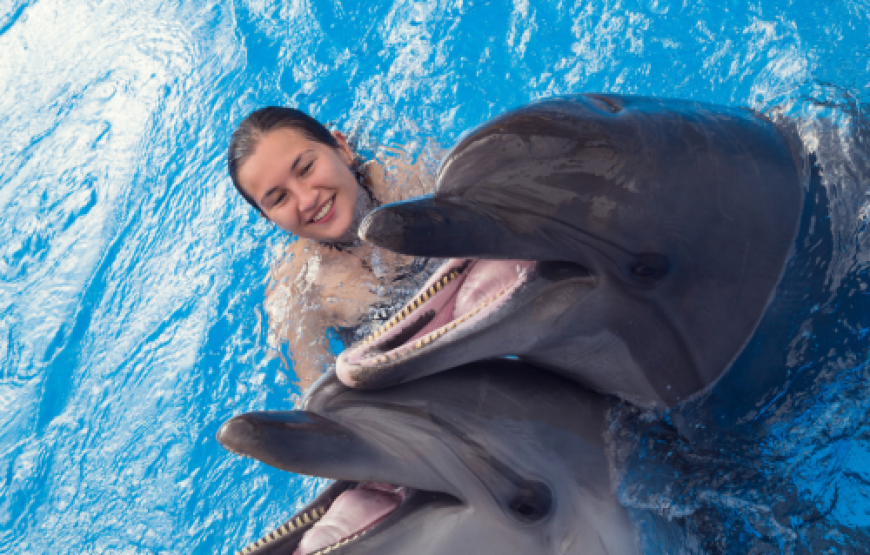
[729,239,751,322]
[485,382,534,415]
[717,180,736,222]
[594,531,609,554]
[591,195,618,220]
[476,374,490,416]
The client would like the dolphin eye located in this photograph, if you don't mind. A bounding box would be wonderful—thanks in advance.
[507,481,552,524]
[630,253,670,283]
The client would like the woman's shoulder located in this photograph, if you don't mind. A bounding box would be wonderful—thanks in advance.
[366,143,442,205]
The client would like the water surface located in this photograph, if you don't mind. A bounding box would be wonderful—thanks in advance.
[1,0,869,552]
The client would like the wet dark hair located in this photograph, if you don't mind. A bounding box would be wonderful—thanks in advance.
[226,106,342,214]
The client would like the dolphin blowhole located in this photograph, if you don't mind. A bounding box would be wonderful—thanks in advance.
[220,456,459,555]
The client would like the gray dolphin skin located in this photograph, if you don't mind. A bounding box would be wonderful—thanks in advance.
[218,360,643,555]
[336,94,804,408]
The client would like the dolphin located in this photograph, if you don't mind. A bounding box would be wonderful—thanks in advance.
[218,359,647,555]
[335,94,804,409]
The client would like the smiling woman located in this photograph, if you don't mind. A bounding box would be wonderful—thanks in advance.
[230,109,370,243]
[227,107,438,389]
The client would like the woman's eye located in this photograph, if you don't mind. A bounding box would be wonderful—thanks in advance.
[300,160,314,176]
[273,192,287,206]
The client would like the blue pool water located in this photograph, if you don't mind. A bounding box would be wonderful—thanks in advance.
[1,0,869,553]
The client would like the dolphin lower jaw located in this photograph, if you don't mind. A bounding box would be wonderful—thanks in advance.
[232,480,458,555]
[232,480,346,555]
[336,258,546,388]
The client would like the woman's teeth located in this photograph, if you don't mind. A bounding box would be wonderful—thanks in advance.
[312,197,334,223]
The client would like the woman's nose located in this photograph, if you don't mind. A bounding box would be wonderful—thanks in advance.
[293,184,318,214]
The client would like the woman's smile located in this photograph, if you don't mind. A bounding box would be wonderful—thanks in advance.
[310,194,337,224]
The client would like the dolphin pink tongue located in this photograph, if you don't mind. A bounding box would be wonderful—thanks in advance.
[293,484,402,555]
[454,260,533,319]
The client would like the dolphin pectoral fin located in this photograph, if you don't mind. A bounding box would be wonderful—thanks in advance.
[361,196,510,258]
[217,411,380,478]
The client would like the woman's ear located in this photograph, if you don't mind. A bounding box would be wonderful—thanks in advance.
[332,130,354,164]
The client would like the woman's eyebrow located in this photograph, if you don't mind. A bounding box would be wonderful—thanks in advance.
[290,149,314,172]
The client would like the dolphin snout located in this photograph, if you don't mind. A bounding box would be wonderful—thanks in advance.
[216,415,260,457]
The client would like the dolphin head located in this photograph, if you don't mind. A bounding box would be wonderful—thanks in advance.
[336,94,804,408]
[218,360,641,555]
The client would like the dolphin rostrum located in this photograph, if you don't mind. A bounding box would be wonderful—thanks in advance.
[218,359,647,555]
[336,94,804,409]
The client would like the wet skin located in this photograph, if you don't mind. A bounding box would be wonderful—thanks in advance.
[219,360,645,555]
[336,94,803,409]
[237,129,359,241]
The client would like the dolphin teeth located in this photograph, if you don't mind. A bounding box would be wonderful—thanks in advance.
[422,291,430,301]
[415,339,424,349]
[447,322,456,330]
[435,282,443,292]
[423,336,432,345]
[236,505,327,555]
[378,355,388,364]
[310,530,369,555]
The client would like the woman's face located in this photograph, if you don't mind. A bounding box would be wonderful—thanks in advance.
[237,128,360,241]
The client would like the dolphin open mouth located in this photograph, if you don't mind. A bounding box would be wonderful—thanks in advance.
[233,480,453,555]
[336,258,535,382]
